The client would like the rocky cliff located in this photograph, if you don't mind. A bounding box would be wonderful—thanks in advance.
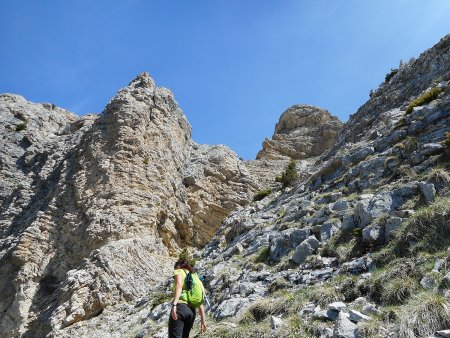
[1,34,450,338]
[0,74,258,337]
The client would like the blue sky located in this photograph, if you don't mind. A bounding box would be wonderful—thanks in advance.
[1,1,450,159]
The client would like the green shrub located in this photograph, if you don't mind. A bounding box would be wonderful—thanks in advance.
[398,292,450,338]
[149,291,171,308]
[405,87,444,114]
[254,246,270,263]
[276,160,299,188]
[253,189,272,202]
[178,248,196,267]
[394,117,407,130]
[385,68,398,83]
[15,121,28,131]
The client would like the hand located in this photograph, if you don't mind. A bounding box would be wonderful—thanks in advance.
[201,322,207,334]
[171,306,178,320]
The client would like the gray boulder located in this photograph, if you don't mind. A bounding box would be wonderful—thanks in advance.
[418,181,436,203]
[292,236,320,264]
[320,219,342,242]
[362,225,385,244]
[333,312,357,338]
[269,228,310,262]
[214,297,249,320]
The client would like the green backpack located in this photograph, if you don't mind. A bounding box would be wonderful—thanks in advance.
[180,271,204,308]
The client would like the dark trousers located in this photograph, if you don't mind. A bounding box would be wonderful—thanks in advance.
[168,303,196,338]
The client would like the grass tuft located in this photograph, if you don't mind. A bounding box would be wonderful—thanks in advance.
[398,292,450,338]
[254,246,270,264]
[394,197,450,255]
[15,121,28,132]
[253,189,272,202]
[405,87,443,114]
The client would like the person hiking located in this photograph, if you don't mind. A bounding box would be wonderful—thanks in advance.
[168,258,207,338]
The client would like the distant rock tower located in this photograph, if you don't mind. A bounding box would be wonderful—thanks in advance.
[256,104,343,160]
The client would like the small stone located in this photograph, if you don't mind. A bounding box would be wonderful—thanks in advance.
[328,302,347,311]
[442,272,450,289]
[333,311,357,338]
[348,309,371,322]
[271,315,284,329]
[418,181,436,203]
[321,327,333,338]
[361,303,381,316]
[436,329,450,338]
[292,236,320,264]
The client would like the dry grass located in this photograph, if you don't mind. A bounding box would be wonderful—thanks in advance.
[395,196,450,255]
[369,259,420,306]
[405,87,444,114]
[398,292,450,338]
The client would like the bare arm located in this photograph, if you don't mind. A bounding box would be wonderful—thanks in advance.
[199,304,207,333]
[171,274,183,320]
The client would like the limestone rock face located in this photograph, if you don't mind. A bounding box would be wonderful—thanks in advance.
[0,73,257,337]
[256,105,343,160]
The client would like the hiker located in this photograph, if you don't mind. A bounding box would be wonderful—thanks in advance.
[168,258,207,338]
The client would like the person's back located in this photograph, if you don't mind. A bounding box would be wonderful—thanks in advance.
[168,259,207,338]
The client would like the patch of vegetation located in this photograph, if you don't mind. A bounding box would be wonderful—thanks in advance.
[331,274,365,302]
[398,291,450,338]
[268,277,290,294]
[445,132,450,149]
[240,297,290,323]
[149,291,172,309]
[253,189,272,202]
[15,121,28,132]
[309,284,344,307]
[394,117,407,130]
[395,196,450,256]
[385,68,398,83]
[320,229,365,263]
[178,248,196,267]
[369,258,424,306]
[143,157,149,165]
[275,160,299,188]
[356,318,390,338]
[405,87,444,114]
[254,246,270,264]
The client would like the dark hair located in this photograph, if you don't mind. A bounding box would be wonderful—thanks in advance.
[174,259,193,272]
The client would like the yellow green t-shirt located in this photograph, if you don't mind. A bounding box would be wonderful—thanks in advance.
[173,269,188,304]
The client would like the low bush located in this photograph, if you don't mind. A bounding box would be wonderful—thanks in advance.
[15,121,27,131]
[405,87,444,114]
[385,68,398,83]
[253,189,272,202]
[254,246,270,263]
[275,160,299,188]
[398,292,450,338]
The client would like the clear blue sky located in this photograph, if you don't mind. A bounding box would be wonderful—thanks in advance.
[1,1,450,159]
